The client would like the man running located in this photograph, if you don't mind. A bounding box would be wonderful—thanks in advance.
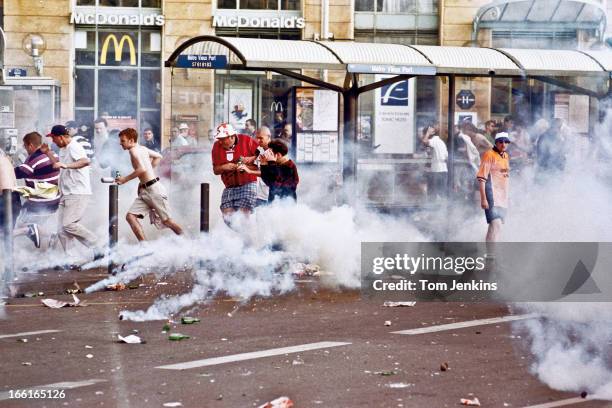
[42,125,103,266]
[115,128,183,241]
[477,132,510,242]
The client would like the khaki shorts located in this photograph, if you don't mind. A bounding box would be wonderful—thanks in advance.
[128,182,171,221]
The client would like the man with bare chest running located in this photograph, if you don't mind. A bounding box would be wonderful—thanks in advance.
[115,128,183,241]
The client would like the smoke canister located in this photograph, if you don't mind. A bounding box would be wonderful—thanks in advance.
[181,317,200,324]
[101,177,115,183]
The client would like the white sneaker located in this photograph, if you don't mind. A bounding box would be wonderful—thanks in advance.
[27,224,41,248]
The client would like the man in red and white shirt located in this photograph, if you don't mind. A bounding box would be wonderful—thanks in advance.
[211,123,259,226]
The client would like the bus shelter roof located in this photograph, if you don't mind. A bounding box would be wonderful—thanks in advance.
[167,36,611,87]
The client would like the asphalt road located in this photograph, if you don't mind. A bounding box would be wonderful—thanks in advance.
[0,269,609,408]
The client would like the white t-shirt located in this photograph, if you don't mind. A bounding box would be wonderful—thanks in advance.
[73,135,94,160]
[459,132,480,171]
[59,139,92,195]
[0,149,16,190]
[255,146,269,201]
[172,135,189,147]
[427,135,448,173]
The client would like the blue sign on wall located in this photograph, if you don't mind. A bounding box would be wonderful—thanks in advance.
[8,68,27,77]
[380,81,409,106]
[176,55,228,69]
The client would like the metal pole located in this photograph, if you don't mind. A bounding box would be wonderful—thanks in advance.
[108,184,118,275]
[342,86,358,182]
[445,75,457,241]
[2,189,13,286]
[447,75,456,197]
[200,182,209,233]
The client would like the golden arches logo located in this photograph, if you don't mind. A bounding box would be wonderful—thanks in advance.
[100,34,136,66]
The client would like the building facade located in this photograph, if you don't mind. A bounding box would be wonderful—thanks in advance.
[0,0,608,149]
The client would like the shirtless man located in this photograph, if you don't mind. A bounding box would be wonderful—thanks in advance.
[114,128,183,241]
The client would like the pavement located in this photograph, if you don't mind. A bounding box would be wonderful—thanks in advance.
[0,267,610,408]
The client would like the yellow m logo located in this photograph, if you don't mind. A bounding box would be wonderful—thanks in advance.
[100,34,136,66]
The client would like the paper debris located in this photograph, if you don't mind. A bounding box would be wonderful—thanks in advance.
[383,301,416,307]
[41,294,84,308]
[258,396,294,408]
[118,334,144,344]
[460,397,481,406]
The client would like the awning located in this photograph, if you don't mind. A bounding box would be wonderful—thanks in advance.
[473,0,607,42]
[497,48,606,76]
[411,45,520,75]
[166,36,611,91]
[181,36,343,71]
[581,50,612,72]
[318,41,434,75]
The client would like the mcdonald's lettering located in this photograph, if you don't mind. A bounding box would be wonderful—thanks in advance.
[100,34,136,66]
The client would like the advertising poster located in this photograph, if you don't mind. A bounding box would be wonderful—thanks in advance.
[296,88,314,131]
[455,112,478,126]
[224,87,252,132]
[373,76,415,154]
[313,89,339,131]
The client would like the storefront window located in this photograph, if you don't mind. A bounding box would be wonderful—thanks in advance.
[217,0,299,10]
[99,0,138,6]
[76,0,161,7]
[356,0,436,13]
[74,28,161,142]
[491,78,511,115]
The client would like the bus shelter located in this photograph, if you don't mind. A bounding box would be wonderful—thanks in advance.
[165,36,611,208]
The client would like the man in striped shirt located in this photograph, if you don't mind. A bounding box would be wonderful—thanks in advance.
[13,131,61,248]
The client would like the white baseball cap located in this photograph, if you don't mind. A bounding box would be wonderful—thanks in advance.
[215,123,237,139]
[494,132,511,143]
[179,123,189,130]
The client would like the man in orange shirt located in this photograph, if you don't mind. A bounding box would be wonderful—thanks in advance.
[477,132,510,242]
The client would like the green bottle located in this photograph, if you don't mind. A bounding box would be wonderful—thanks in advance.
[168,333,190,341]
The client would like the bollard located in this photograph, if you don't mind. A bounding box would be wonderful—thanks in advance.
[108,184,118,274]
[2,190,14,287]
[200,183,209,233]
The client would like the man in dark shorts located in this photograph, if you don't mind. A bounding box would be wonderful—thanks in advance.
[211,123,259,227]
[477,132,510,242]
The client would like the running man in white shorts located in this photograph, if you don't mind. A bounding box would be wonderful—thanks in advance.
[115,128,183,241]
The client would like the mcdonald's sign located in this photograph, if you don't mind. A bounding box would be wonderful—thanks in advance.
[270,101,283,112]
[100,34,136,66]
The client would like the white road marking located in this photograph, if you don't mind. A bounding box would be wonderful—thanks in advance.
[0,379,107,401]
[391,314,537,335]
[0,329,62,339]
[156,341,352,370]
[521,397,591,408]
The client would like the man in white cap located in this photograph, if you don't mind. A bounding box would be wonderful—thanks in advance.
[178,123,197,146]
[171,125,189,148]
[211,123,259,226]
[476,132,510,242]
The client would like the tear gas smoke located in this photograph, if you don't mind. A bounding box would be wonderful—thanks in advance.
[83,201,426,321]
[506,99,612,400]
